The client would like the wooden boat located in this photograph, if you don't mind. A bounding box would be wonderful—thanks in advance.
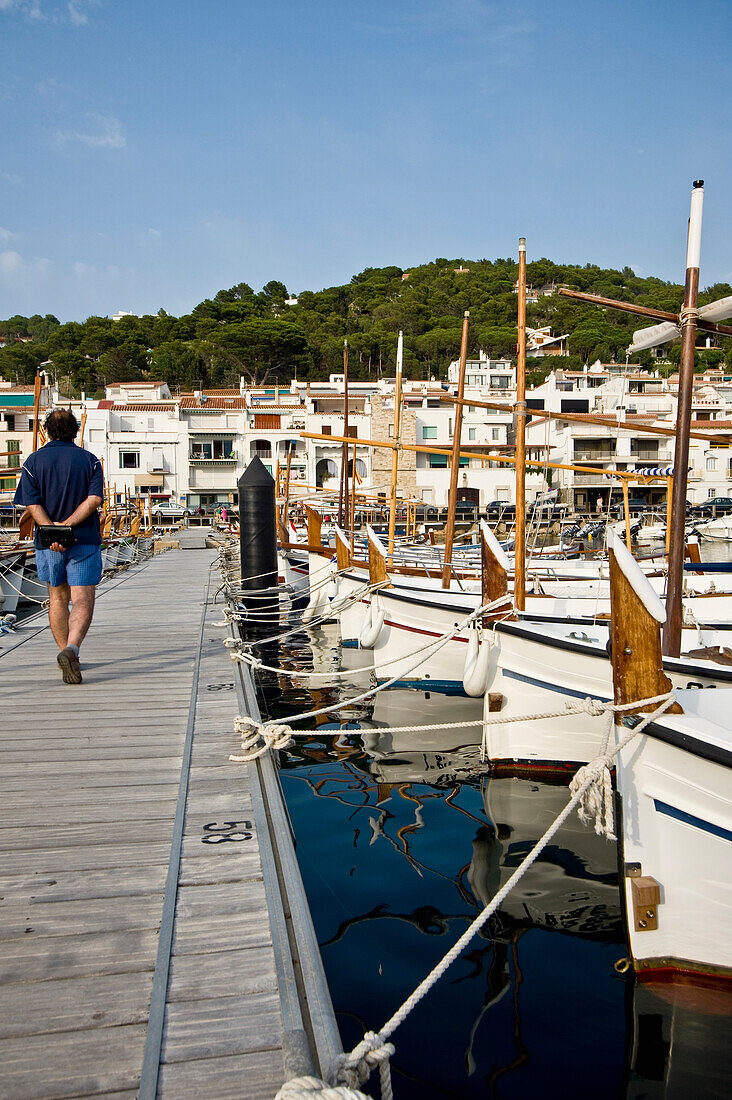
[609,528,732,985]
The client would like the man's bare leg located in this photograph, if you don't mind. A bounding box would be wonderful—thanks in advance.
[67,585,96,649]
[48,582,71,650]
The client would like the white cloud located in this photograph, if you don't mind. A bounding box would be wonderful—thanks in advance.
[56,112,126,149]
[0,0,94,23]
[0,250,50,279]
[0,171,22,185]
[0,250,22,276]
[0,226,19,243]
[67,1,87,24]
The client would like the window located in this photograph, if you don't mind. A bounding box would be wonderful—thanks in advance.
[459,456,469,467]
[468,428,476,441]
[321,424,332,435]
[388,423,394,438]
[2,414,15,430]
[422,426,437,439]
[191,441,212,460]
[147,418,155,431]
[708,488,717,497]
[491,428,500,441]
[448,418,453,438]
[346,426,357,438]
[706,457,717,471]
[429,454,448,468]
[119,450,140,469]
[496,488,510,501]
[6,439,20,468]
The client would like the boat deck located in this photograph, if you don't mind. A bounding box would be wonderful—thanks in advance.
[0,530,322,1098]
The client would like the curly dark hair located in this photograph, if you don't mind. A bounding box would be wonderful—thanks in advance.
[44,408,79,442]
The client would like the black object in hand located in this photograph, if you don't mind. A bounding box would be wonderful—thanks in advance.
[38,525,75,549]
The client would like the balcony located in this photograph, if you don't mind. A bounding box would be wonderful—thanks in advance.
[189,455,236,466]
[573,450,616,462]
[574,473,612,486]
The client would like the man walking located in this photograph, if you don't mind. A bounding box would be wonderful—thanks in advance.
[14,409,104,684]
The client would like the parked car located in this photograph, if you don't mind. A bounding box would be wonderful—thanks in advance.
[691,496,732,518]
[625,498,649,515]
[151,501,190,519]
[485,501,516,518]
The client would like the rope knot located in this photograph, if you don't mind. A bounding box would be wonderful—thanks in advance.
[570,755,616,839]
[274,1075,371,1099]
[335,1031,395,1097]
[577,696,608,718]
[680,305,699,326]
[230,717,294,762]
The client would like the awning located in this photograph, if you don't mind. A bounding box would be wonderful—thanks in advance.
[134,472,164,487]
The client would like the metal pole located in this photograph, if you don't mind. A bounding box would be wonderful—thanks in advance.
[664,180,704,658]
[441,312,470,588]
[514,239,527,611]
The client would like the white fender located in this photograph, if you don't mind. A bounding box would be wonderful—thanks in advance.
[359,593,385,649]
[302,555,333,624]
[462,625,493,697]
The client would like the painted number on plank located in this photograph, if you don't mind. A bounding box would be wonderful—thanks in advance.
[202,820,253,843]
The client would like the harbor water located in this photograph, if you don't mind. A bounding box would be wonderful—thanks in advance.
[250,616,732,1099]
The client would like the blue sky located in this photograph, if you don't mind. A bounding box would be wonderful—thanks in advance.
[1,0,730,321]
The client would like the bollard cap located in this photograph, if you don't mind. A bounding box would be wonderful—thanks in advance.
[238,455,275,490]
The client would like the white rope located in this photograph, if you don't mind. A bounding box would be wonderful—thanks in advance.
[253,597,508,727]
[320,692,675,1099]
[229,717,295,762]
[272,690,676,1099]
[275,1078,371,1100]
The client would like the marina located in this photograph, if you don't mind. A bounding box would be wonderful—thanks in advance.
[0,155,730,1097]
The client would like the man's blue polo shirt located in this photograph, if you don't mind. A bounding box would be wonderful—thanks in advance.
[14,441,104,548]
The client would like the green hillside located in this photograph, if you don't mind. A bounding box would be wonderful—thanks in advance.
[1,258,730,397]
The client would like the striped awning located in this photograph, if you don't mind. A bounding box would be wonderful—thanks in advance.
[640,466,675,476]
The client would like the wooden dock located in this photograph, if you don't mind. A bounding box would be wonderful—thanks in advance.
[0,530,339,1099]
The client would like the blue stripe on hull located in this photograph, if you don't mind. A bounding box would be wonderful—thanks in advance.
[653,799,732,843]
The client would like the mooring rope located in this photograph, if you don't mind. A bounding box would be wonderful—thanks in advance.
[273,691,676,1099]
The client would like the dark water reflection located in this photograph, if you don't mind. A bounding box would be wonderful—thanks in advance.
[251,621,732,1099]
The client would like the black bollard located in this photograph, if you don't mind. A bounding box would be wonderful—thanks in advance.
[237,457,279,642]
[238,456,278,591]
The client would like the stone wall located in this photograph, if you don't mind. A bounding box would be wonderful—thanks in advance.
[369,395,418,497]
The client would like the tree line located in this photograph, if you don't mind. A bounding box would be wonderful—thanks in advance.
[0,260,730,397]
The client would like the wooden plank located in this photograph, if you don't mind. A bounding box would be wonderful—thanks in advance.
[0,1024,148,1099]
[0,971,154,1039]
[1,895,166,940]
[166,947,277,1002]
[161,991,283,1062]
[0,928,160,982]
[158,1048,285,1100]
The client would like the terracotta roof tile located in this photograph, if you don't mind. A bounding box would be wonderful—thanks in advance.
[111,403,177,412]
[179,397,248,410]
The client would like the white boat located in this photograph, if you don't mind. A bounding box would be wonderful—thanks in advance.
[609,530,732,984]
[695,514,732,541]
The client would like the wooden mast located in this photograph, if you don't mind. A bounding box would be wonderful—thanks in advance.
[386,331,404,567]
[441,312,470,588]
[338,339,349,529]
[664,181,704,658]
[32,372,42,453]
[514,238,527,611]
[350,436,357,559]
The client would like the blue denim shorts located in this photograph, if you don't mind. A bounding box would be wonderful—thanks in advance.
[35,544,103,587]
